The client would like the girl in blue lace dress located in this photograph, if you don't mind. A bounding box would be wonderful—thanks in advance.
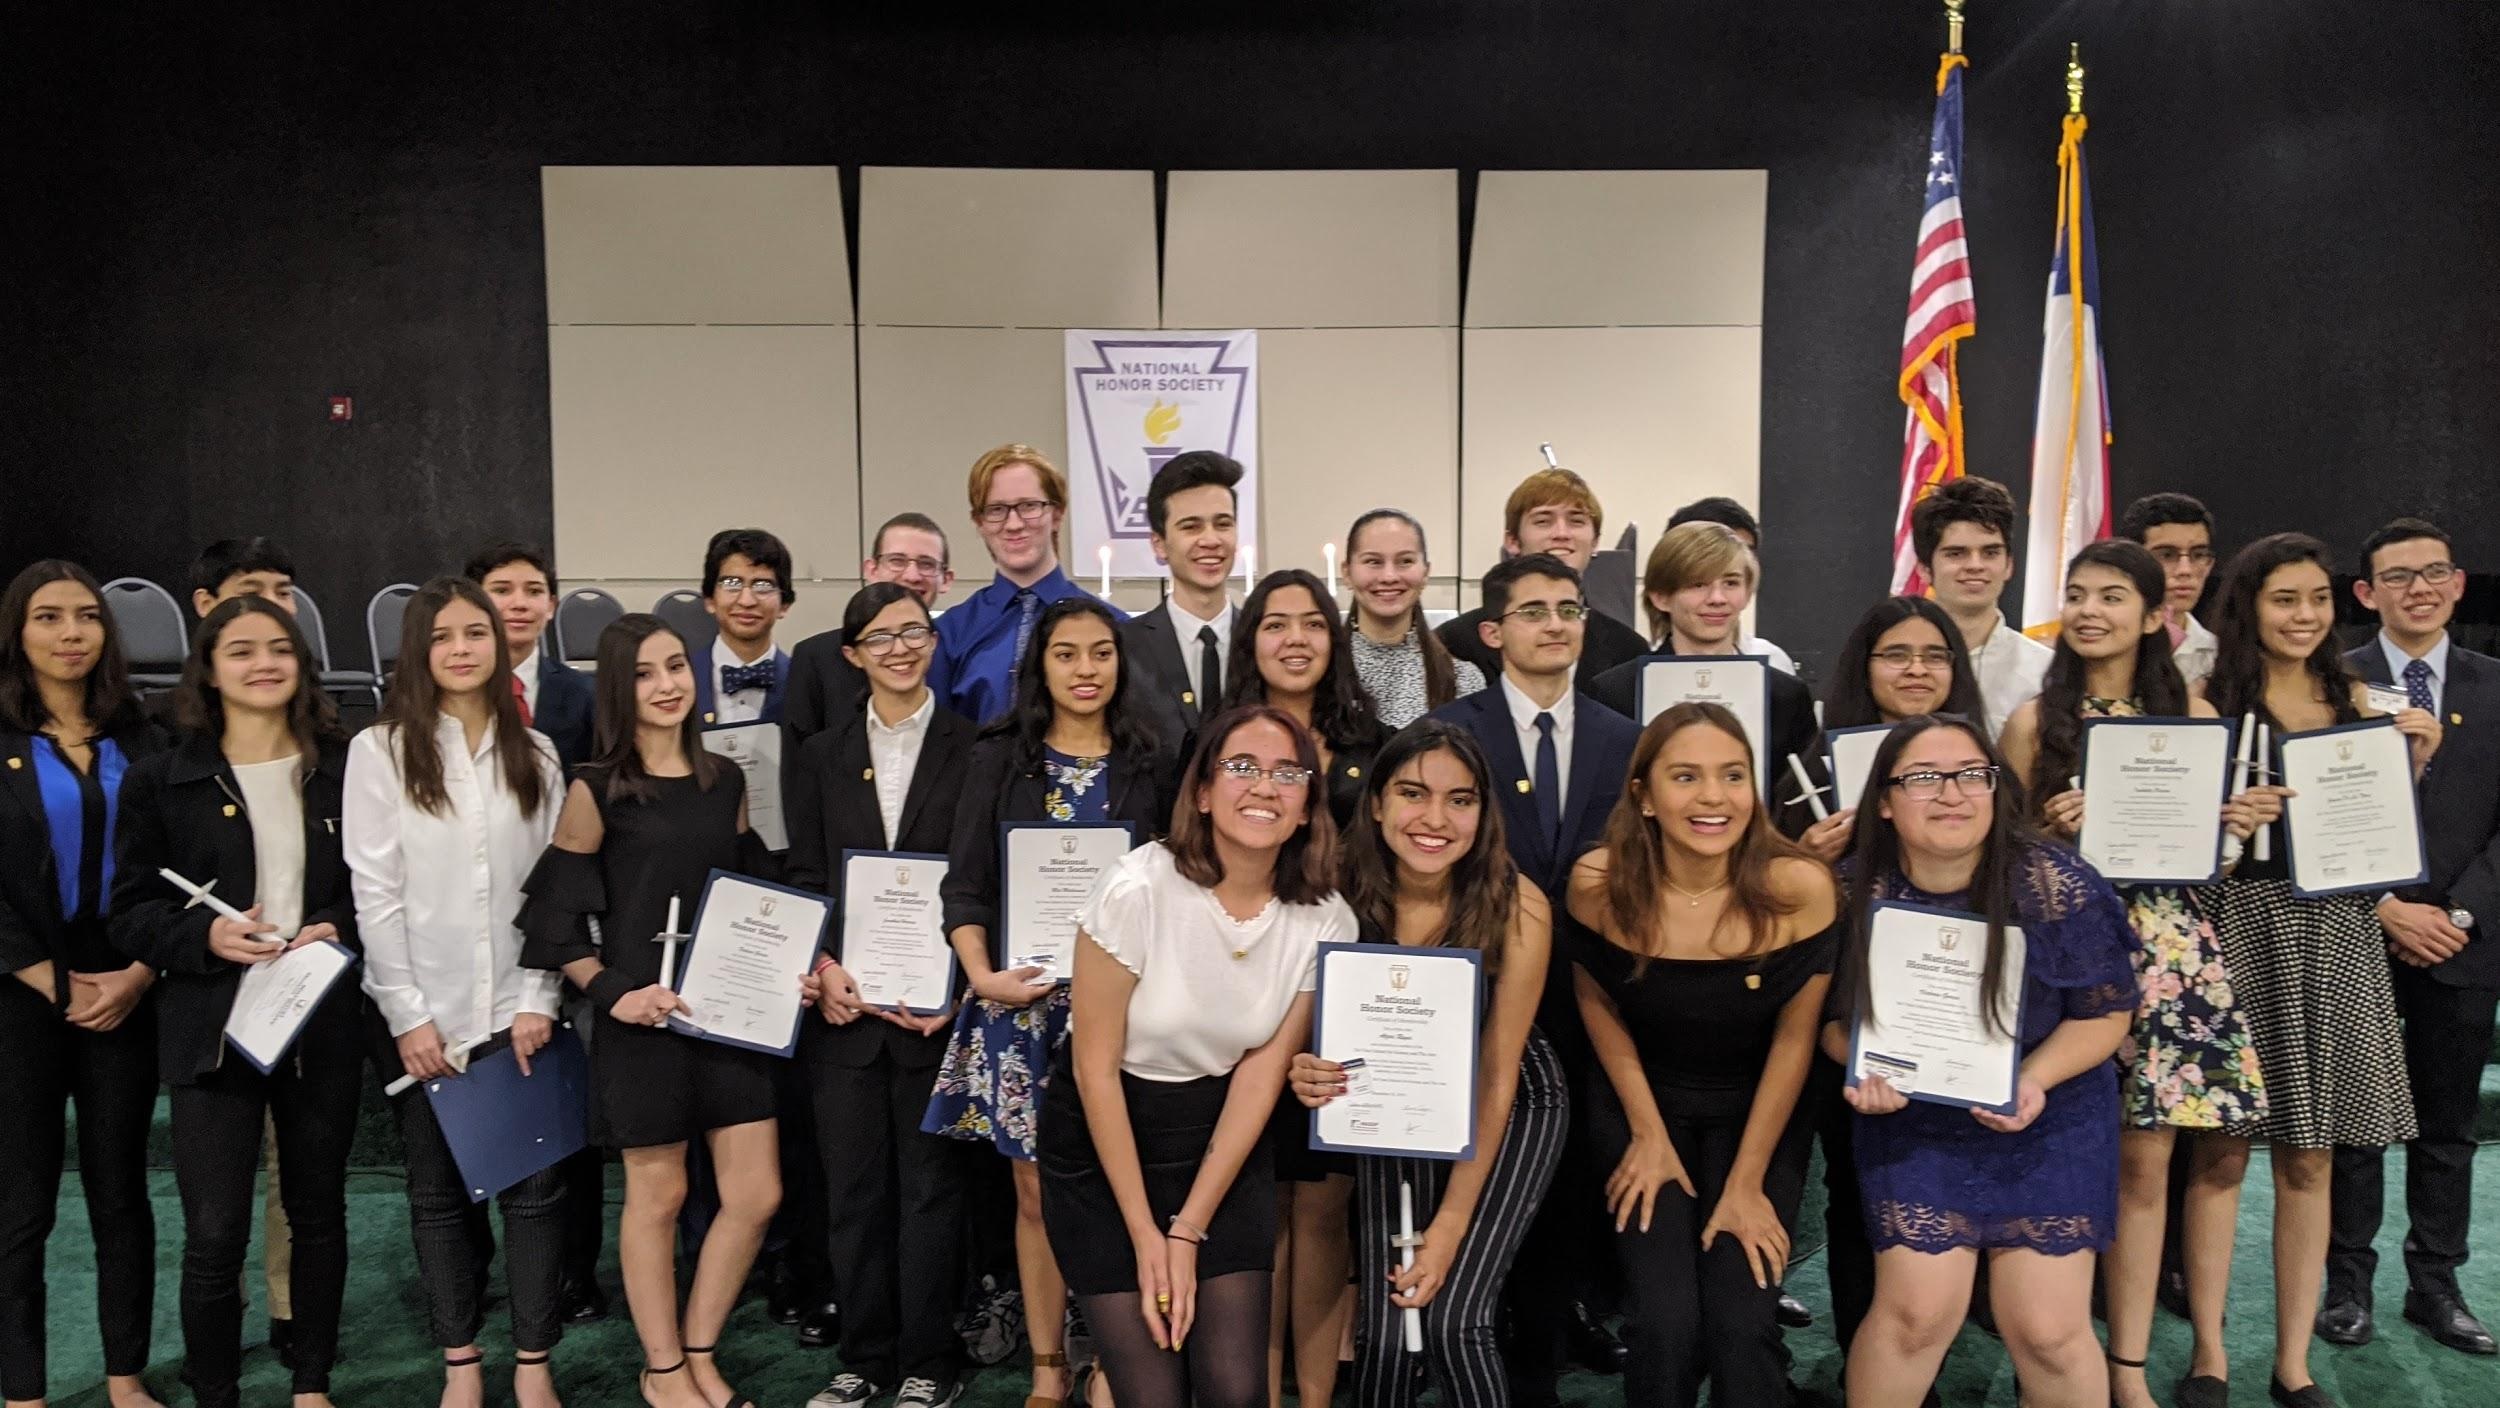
[1824,715,2140,1408]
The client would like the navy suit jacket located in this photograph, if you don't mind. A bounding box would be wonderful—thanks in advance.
[694,647,792,727]
[1427,684,1640,902]
[534,654,597,769]
[2346,640,2500,990]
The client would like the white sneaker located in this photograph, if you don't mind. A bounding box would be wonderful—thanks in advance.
[808,1373,880,1408]
[895,1377,962,1408]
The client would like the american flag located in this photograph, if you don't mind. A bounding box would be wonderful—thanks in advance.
[2020,104,2112,630]
[1889,52,1976,595]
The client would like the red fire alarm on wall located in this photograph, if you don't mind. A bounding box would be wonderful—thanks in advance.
[329,396,353,422]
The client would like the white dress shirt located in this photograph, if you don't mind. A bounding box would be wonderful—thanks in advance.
[1501,673,1578,813]
[512,643,543,719]
[2379,630,2452,716]
[1968,614,2053,740]
[344,716,565,1043]
[1741,634,1799,677]
[711,636,771,724]
[1165,596,1234,704]
[867,689,937,847]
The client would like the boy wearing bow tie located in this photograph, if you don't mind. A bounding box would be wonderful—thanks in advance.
[695,528,796,726]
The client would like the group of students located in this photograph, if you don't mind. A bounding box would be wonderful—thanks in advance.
[2,442,2493,1408]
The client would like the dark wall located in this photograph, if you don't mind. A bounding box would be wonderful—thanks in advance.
[10,2,2496,673]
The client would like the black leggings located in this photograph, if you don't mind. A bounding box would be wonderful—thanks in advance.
[0,989,158,1400]
[1079,1270,1270,1408]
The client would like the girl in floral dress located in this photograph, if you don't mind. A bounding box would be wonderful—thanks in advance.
[1999,541,2276,1408]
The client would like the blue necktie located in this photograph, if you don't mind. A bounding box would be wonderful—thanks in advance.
[1533,712,1562,852]
[720,660,776,695]
[1007,590,1041,683]
[2404,657,2435,713]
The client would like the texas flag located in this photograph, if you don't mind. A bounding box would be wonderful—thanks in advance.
[2020,108,2112,632]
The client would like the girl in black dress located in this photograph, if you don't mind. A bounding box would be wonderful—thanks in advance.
[0,561,167,1408]
[520,615,782,1408]
[1217,568,1383,1408]
[110,596,360,1408]
[1565,702,1839,1408]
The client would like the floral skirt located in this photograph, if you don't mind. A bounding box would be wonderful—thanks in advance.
[2117,885,2267,1131]
[920,988,1071,1161]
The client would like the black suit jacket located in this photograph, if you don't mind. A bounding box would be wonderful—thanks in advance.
[785,700,979,1065]
[1119,604,1228,755]
[0,719,170,1006]
[783,627,868,752]
[1437,605,1650,696]
[941,734,1178,956]
[109,732,362,1084]
[534,654,596,769]
[1585,654,1831,840]
[2346,641,2500,989]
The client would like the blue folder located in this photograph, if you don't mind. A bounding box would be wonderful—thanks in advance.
[422,1026,591,1203]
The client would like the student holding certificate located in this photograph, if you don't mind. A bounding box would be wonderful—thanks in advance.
[2194,533,2440,1408]
[1286,721,1565,1408]
[0,561,168,1408]
[518,615,779,1408]
[1037,706,1355,1408]
[1216,566,1383,1407]
[1802,596,1983,862]
[109,596,362,1408]
[1998,543,2278,1408]
[1563,703,1838,1408]
[923,597,1170,1408]
[1821,716,2139,1408]
[342,577,569,1408]
[783,584,981,1408]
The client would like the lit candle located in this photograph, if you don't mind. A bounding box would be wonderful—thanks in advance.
[1096,544,1112,598]
[1322,542,1339,598]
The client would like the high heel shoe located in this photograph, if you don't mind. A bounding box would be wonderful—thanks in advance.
[1023,1350,1070,1408]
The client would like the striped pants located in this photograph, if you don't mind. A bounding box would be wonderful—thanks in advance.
[1351,1029,1568,1408]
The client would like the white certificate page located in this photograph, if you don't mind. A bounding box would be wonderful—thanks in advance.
[225,939,357,1072]
[1636,657,1769,795]
[1828,726,1891,816]
[1311,944,1480,1160]
[2076,719,2232,884]
[700,724,786,851]
[2279,721,2428,897]
[1851,904,2027,1112]
[673,875,828,1054]
[841,852,955,1014]
[1002,826,1133,983]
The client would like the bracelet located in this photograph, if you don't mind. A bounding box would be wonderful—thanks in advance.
[1166,1215,1208,1244]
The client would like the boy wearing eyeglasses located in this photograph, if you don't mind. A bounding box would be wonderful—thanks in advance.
[694,527,797,725]
[786,513,957,751]
[931,444,1124,729]
[2119,492,2222,689]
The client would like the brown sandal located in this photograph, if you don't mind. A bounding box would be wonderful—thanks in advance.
[1024,1350,1071,1408]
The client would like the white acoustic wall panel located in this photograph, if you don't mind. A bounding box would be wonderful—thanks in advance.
[1459,326,1763,579]
[857,167,1158,329]
[1163,170,1459,329]
[1466,170,1767,329]
[542,166,852,326]
[1258,328,1461,581]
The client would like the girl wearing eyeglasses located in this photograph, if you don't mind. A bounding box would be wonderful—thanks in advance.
[1039,705,1355,1408]
[1217,567,1385,1408]
[924,596,1174,1408]
[1998,542,2280,1408]
[2190,534,2439,1408]
[1821,715,2140,1408]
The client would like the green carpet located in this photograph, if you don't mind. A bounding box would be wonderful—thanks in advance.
[36,1146,2500,1407]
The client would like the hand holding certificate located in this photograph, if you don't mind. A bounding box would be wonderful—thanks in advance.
[701,723,787,851]
[841,851,955,1015]
[1309,943,1482,1160]
[1001,823,1134,984]
[1848,902,2027,1115]
[225,938,360,1072]
[2278,719,2428,897]
[2075,717,2234,885]
[667,870,831,1057]
[1636,656,1771,795]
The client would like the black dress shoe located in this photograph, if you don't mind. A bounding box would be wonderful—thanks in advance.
[2313,1293,2373,1347]
[2174,1375,2229,1408]
[2402,1291,2498,1355]
[561,1280,610,1323]
[2268,1376,2335,1408]
[768,1264,806,1325]
[2157,1266,2192,1320]
[797,1300,841,1348]
[1564,1300,1628,1375]
[1776,1293,1814,1328]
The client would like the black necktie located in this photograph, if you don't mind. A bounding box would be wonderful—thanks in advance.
[1197,625,1223,707]
[1533,712,1562,850]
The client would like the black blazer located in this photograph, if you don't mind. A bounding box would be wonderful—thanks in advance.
[1437,605,1650,696]
[1585,654,1831,840]
[2346,640,2500,990]
[940,734,1177,951]
[1427,684,1640,901]
[535,654,596,769]
[1119,604,1229,749]
[108,732,361,1084]
[783,627,869,753]
[0,719,170,1006]
[786,700,979,1065]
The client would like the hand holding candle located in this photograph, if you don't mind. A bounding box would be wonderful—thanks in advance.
[2223,713,2256,866]
[2252,722,2272,862]
[1396,1179,1424,1352]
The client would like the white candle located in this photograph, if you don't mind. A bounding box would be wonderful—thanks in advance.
[382,1035,489,1096]
[2252,722,2272,862]
[1322,542,1339,598]
[1785,753,1830,822]
[1096,544,1112,597]
[1538,441,1559,469]
[1242,542,1257,585]
[1397,1180,1424,1352]
[660,894,682,988]
[2223,713,2256,866]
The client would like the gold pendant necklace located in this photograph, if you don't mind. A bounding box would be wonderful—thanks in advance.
[1664,876,1729,909]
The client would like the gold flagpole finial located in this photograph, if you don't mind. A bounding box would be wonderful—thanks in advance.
[1946,0,1965,56]
[2066,42,2086,115]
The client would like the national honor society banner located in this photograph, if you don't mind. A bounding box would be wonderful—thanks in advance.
[1065,330,1259,578]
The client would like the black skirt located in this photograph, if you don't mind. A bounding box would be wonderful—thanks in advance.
[589,1012,777,1150]
[1036,1047,1277,1295]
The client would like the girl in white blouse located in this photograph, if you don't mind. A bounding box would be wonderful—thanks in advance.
[1037,705,1357,1408]
[343,576,567,1408]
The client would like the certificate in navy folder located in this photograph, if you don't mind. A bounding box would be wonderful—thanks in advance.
[424,1026,591,1203]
